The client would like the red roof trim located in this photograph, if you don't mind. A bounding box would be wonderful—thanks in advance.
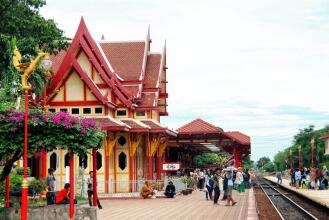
[321,134,329,139]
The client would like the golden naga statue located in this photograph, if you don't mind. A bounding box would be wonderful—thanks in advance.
[13,47,48,91]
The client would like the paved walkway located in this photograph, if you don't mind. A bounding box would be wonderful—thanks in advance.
[265,176,329,208]
[97,189,257,220]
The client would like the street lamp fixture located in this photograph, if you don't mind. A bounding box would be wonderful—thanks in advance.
[298,144,302,170]
[311,138,315,168]
[13,47,52,220]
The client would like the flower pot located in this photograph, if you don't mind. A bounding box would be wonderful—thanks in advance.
[182,190,189,195]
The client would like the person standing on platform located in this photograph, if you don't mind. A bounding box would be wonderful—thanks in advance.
[276,171,282,184]
[221,170,228,201]
[205,170,213,200]
[46,168,56,205]
[212,169,221,205]
[322,166,329,189]
[294,168,301,189]
[236,167,245,193]
[225,168,237,206]
[193,170,198,191]
[249,169,256,187]
[87,171,103,209]
[198,169,205,190]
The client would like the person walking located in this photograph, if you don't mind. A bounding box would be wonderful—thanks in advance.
[225,169,237,206]
[87,171,103,209]
[212,169,221,205]
[205,170,213,200]
[276,171,282,184]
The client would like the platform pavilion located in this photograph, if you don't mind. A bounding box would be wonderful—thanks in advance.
[167,119,251,169]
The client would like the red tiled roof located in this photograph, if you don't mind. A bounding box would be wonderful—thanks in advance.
[141,120,177,136]
[50,50,67,73]
[124,85,140,98]
[225,131,250,145]
[99,42,145,81]
[141,120,165,130]
[139,92,156,106]
[120,119,149,132]
[144,54,161,88]
[97,118,129,131]
[176,119,222,134]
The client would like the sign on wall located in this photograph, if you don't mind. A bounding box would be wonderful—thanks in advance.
[162,163,180,171]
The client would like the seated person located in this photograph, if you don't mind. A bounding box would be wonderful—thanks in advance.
[164,181,176,198]
[56,183,70,204]
[140,181,155,199]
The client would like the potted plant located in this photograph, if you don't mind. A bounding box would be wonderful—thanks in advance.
[29,178,46,198]
[180,176,192,195]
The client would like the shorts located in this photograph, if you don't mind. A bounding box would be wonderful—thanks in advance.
[226,186,233,196]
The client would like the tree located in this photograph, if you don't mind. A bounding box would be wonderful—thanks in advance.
[256,156,271,168]
[242,155,254,170]
[0,110,105,181]
[273,125,329,171]
[263,162,275,172]
[0,0,69,108]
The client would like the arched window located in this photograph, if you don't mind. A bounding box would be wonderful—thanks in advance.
[118,152,127,170]
[64,153,70,167]
[96,151,102,170]
[79,153,88,169]
[50,152,57,171]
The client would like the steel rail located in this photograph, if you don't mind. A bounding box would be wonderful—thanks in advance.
[259,179,319,220]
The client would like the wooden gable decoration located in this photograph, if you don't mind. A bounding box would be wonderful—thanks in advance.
[47,17,134,109]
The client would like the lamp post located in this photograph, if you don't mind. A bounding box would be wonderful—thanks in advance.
[298,145,302,171]
[13,47,52,220]
[311,138,315,168]
[290,149,293,170]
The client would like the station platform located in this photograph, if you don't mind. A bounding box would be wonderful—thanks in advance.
[97,188,258,220]
[265,176,329,209]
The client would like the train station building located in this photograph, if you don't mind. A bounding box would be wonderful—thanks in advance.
[27,18,250,193]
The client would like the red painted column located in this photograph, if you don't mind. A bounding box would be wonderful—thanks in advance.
[129,156,134,192]
[105,154,109,193]
[148,156,153,181]
[92,148,97,206]
[5,175,10,208]
[21,90,29,220]
[69,154,75,220]
[156,156,161,180]
[233,147,241,168]
[41,149,47,178]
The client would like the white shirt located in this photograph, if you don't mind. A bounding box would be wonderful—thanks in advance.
[236,171,243,184]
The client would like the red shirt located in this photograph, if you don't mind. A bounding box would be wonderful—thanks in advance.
[56,188,68,203]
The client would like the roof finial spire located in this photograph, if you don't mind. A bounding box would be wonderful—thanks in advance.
[101,34,105,40]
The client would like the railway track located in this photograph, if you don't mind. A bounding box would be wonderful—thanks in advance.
[258,178,320,220]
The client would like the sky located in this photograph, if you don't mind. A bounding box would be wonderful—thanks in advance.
[40,0,329,161]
